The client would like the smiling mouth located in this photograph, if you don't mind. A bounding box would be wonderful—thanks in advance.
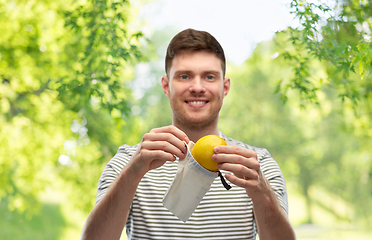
[185,100,208,105]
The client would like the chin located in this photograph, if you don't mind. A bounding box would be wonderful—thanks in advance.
[173,110,219,127]
[186,116,217,128]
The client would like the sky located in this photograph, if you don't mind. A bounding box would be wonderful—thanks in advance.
[138,0,298,64]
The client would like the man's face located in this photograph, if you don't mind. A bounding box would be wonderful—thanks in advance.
[161,51,230,129]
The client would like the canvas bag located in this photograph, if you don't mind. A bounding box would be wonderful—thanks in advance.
[162,141,231,222]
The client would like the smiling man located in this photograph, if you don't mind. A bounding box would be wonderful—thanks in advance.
[162,50,230,139]
[81,29,296,240]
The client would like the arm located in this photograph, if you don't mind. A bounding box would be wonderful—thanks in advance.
[213,146,296,240]
[251,170,295,240]
[81,126,189,240]
[80,163,143,240]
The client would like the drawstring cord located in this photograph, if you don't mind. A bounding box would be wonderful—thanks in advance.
[218,171,232,190]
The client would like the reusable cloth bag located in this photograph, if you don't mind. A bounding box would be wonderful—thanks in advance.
[162,141,231,222]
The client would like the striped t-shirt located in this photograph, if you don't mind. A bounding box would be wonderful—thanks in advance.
[96,132,288,240]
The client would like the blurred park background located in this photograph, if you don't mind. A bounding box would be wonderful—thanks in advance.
[1,0,371,239]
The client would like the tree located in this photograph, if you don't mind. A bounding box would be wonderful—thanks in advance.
[276,1,372,143]
[0,0,145,218]
[278,0,372,105]
[275,1,372,226]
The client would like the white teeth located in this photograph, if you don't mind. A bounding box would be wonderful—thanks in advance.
[188,101,206,105]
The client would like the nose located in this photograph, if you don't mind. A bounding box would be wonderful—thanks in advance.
[189,77,205,94]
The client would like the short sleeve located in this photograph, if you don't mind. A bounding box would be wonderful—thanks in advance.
[96,144,139,203]
[255,148,289,215]
[221,132,289,215]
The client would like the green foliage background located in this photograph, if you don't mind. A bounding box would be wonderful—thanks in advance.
[0,0,371,239]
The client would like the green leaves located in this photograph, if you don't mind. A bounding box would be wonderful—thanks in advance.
[58,0,146,114]
[0,0,145,216]
[281,0,372,108]
[270,0,372,227]
[275,29,322,107]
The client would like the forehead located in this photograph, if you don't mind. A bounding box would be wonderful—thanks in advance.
[169,51,224,76]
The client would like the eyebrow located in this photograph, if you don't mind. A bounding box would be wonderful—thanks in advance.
[173,70,222,77]
[174,70,192,76]
[204,71,221,76]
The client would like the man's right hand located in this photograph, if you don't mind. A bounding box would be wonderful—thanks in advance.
[127,125,189,177]
[81,125,189,240]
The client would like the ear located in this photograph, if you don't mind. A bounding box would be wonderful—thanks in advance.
[223,78,230,98]
[161,75,170,98]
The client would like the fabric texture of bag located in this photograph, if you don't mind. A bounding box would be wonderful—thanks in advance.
[162,141,219,222]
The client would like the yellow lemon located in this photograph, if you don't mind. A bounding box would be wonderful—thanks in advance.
[191,135,227,172]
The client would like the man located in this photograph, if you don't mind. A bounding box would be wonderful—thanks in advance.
[81,29,296,240]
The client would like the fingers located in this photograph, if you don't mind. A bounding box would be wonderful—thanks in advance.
[139,125,189,162]
[139,148,177,163]
[130,126,189,176]
[150,125,190,144]
[224,173,259,190]
[219,161,259,180]
[213,145,260,171]
[141,133,187,160]
[142,126,189,159]
[212,145,261,187]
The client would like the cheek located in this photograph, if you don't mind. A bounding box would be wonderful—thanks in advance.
[170,83,189,96]
[213,85,225,97]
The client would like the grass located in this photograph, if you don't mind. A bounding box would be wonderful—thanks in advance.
[287,183,372,240]
[294,224,372,240]
[0,199,66,240]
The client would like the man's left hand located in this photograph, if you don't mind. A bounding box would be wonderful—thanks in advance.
[212,146,270,199]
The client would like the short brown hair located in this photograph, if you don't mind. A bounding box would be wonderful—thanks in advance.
[165,29,226,77]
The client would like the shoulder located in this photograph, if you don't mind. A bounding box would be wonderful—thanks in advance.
[99,143,140,175]
[96,143,140,202]
[103,143,140,170]
[117,143,140,155]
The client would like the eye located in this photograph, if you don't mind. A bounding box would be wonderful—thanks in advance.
[180,75,189,80]
[205,75,215,80]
